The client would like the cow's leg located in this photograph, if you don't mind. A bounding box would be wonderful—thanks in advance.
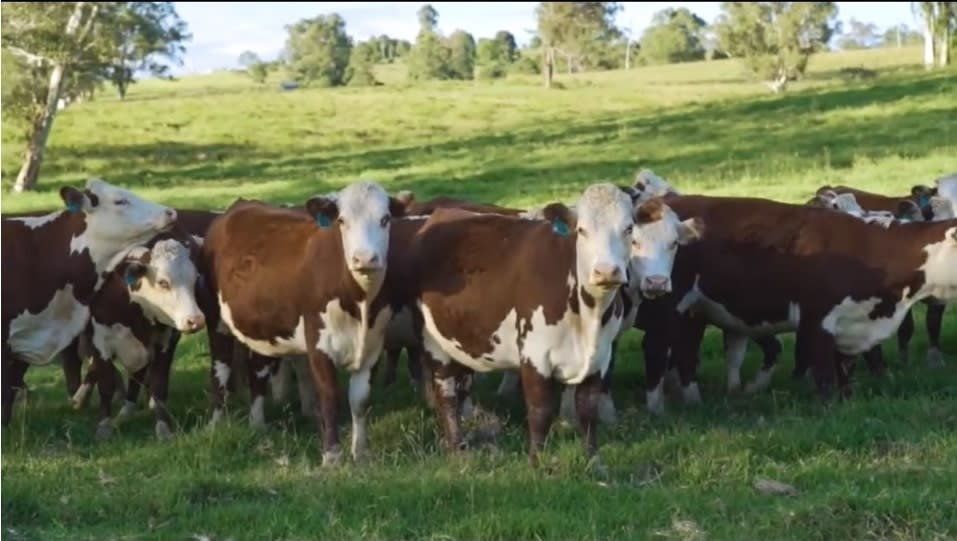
[792,326,811,380]
[116,365,148,421]
[380,347,401,387]
[835,352,854,400]
[72,361,100,410]
[247,352,275,430]
[348,366,373,463]
[575,372,602,459]
[799,317,838,402]
[407,344,424,392]
[147,348,175,440]
[746,335,781,393]
[925,303,945,367]
[61,337,84,399]
[672,313,707,404]
[897,309,914,364]
[862,346,886,377]
[496,370,521,398]
[269,356,293,405]
[93,354,117,441]
[642,321,670,416]
[308,348,342,467]
[2,353,29,426]
[207,323,236,426]
[597,341,618,426]
[291,355,317,418]
[426,354,465,453]
[519,362,554,466]
[724,331,748,393]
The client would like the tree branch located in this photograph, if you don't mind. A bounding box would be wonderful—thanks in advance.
[5,46,54,67]
[75,3,100,44]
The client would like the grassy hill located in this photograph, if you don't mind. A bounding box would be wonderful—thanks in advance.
[3,45,957,541]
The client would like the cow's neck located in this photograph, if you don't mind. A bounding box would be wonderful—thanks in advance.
[567,274,623,383]
[879,222,957,305]
[73,224,163,293]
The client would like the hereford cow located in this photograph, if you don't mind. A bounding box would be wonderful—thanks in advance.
[200,181,412,467]
[815,183,937,221]
[69,228,206,440]
[661,194,957,403]
[401,183,696,465]
[2,178,177,425]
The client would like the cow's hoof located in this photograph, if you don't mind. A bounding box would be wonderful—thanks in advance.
[322,448,343,468]
[155,421,173,441]
[681,383,702,404]
[95,420,113,442]
[115,401,136,423]
[927,349,945,368]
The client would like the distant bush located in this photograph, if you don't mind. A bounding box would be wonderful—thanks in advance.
[477,62,507,80]
[509,56,540,75]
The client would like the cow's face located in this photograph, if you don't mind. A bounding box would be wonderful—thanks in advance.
[545,183,634,293]
[307,180,410,287]
[935,174,957,209]
[628,198,704,298]
[119,239,205,334]
[60,178,177,244]
[896,200,925,222]
[631,169,679,203]
[930,196,956,221]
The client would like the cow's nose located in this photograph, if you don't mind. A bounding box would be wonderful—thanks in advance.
[642,275,671,296]
[591,263,624,287]
[186,313,206,333]
[351,250,380,272]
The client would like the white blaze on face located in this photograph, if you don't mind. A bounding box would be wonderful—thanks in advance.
[921,225,957,302]
[571,183,635,291]
[930,196,956,220]
[632,169,679,202]
[628,200,704,298]
[935,173,957,208]
[123,240,205,334]
[66,178,178,250]
[307,180,393,291]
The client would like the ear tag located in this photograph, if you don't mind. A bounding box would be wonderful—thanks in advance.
[66,201,81,213]
[918,194,930,208]
[124,270,138,286]
[551,218,569,236]
[316,213,332,228]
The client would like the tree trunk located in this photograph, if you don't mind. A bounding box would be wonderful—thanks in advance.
[13,62,70,193]
[12,1,89,193]
[544,47,553,88]
[937,28,950,66]
[923,15,936,69]
[625,41,632,70]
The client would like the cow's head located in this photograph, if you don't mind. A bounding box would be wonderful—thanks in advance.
[60,178,177,244]
[627,198,705,298]
[935,173,957,210]
[306,180,411,287]
[630,169,679,203]
[544,183,635,294]
[810,190,866,214]
[896,200,925,222]
[116,238,206,334]
[929,196,956,221]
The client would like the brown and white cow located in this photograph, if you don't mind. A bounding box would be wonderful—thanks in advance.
[200,181,412,466]
[660,194,957,402]
[401,183,685,464]
[2,178,178,425]
[69,228,207,440]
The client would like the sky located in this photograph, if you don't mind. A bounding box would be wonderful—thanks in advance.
[169,2,924,75]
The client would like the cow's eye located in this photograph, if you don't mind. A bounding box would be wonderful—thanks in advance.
[380,214,390,227]
[576,226,586,236]
[624,225,634,236]
[337,217,346,227]
[158,279,170,290]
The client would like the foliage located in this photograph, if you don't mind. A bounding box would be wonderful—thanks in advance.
[407,4,451,81]
[912,2,956,67]
[838,18,881,50]
[446,30,476,80]
[365,34,412,63]
[283,13,353,87]
[535,2,622,74]
[98,2,190,98]
[881,24,925,47]
[477,31,519,66]
[638,7,708,64]
[417,4,438,33]
[714,2,840,92]
[238,50,259,68]
[247,61,270,84]
[346,41,380,87]
[494,30,519,62]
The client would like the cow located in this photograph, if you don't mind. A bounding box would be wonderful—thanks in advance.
[814,183,937,221]
[399,183,698,465]
[69,228,207,440]
[199,181,413,467]
[657,194,957,404]
[2,178,178,426]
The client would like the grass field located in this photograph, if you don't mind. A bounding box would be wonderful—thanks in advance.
[3,45,957,541]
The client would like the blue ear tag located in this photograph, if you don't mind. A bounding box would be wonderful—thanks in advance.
[316,213,332,228]
[918,194,930,208]
[66,201,80,213]
[551,218,569,236]
[124,270,138,286]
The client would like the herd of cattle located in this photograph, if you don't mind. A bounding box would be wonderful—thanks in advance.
[3,170,956,466]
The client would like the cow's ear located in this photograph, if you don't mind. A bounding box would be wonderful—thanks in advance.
[306,196,339,228]
[543,202,576,236]
[911,184,936,208]
[60,186,91,213]
[896,200,922,221]
[677,217,706,245]
[389,190,415,218]
[618,185,641,205]
[121,261,149,288]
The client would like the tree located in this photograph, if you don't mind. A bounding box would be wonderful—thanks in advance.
[346,40,380,86]
[247,61,270,84]
[535,2,622,87]
[837,18,880,50]
[638,7,707,64]
[418,4,438,33]
[238,50,260,68]
[1,3,119,192]
[407,3,451,81]
[284,13,353,87]
[447,30,476,79]
[100,2,190,99]
[881,24,923,47]
[494,30,519,62]
[913,2,956,68]
[714,2,839,93]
